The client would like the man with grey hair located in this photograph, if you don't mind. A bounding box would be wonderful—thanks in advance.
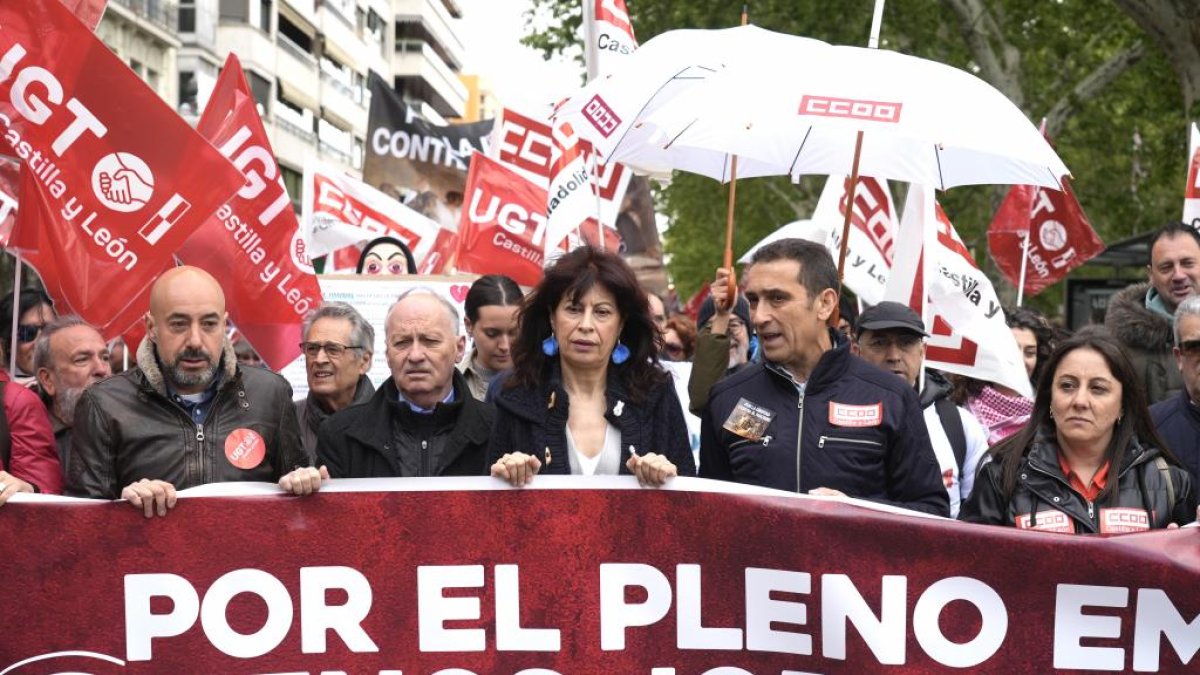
[295,302,376,456]
[1150,294,1200,483]
[33,316,112,466]
[317,288,494,477]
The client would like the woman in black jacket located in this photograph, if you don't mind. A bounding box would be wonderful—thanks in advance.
[488,246,695,487]
[960,327,1196,533]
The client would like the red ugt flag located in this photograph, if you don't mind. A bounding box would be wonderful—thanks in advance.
[1,0,243,332]
[180,54,322,371]
[987,127,1103,296]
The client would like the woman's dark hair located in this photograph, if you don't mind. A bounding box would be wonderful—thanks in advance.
[355,236,417,274]
[464,274,524,324]
[1005,305,1057,385]
[990,325,1179,501]
[508,246,667,401]
[0,288,55,356]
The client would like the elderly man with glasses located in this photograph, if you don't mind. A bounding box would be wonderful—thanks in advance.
[1150,294,1200,485]
[295,302,376,456]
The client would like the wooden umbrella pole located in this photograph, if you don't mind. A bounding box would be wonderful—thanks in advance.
[718,4,751,311]
[832,130,865,328]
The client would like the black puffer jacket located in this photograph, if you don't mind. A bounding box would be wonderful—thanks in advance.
[960,432,1196,533]
[67,337,307,498]
[488,364,696,476]
[700,332,949,516]
[1104,282,1182,405]
[318,371,493,478]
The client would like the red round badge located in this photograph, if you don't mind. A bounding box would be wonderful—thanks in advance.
[224,428,266,470]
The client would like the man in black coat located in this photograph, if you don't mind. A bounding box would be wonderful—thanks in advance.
[318,289,493,478]
[1150,294,1200,484]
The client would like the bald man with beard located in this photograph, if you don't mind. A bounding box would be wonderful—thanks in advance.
[67,267,317,517]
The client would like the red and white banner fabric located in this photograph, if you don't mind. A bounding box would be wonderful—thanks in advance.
[1184,123,1200,228]
[1,477,1198,673]
[301,159,447,268]
[886,184,1032,398]
[489,106,631,253]
[988,125,1104,296]
[0,0,243,336]
[179,54,321,371]
[583,0,638,81]
[456,152,554,286]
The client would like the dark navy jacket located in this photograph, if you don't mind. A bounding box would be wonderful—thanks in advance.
[1150,390,1200,484]
[699,335,949,516]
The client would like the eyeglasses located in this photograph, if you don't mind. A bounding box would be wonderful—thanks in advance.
[16,324,45,343]
[299,341,361,359]
[1179,339,1200,357]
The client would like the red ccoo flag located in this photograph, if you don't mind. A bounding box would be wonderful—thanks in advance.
[987,126,1103,296]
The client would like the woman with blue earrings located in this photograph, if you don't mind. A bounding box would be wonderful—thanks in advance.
[488,246,695,487]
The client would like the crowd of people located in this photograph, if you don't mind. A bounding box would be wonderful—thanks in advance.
[1,221,1199,535]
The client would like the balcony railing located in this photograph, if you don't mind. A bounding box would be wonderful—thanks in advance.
[111,0,178,33]
[277,33,317,68]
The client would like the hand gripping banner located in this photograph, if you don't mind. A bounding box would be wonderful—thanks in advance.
[1,477,1199,673]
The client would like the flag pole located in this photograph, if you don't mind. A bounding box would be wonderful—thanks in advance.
[8,249,21,374]
[589,151,606,252]
[831,0,885,328]
[1016,232,1030,306]
[720,4,749,310]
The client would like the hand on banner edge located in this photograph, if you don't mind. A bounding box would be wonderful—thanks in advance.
[491,452,542,488]
[121,478,178,518]
[279,465,330,496]
[0,471,34,506]
[625,451,678,488]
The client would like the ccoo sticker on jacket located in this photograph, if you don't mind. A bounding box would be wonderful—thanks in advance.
[1099,507,1150,534]
[828,401,883,427]
[1015,510,1075,533]
[723,397,775,441]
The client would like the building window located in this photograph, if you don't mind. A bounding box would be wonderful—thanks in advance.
[219,0,249,22]
[259,0,271,33]
[179,0,196,32]
[146,68,160,95]
[179,71,198,115]
[247,71,272,114]
[129,59,144,78]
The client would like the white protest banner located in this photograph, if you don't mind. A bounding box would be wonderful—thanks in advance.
[583,0,638,81]
[1184,123,1200,228]
[886,183,1032,398]
[301,160,447,265]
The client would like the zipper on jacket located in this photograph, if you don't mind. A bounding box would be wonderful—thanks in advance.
[196,423,205,442]
[795,393,805,494]
[421,439,429,477]
[818,435,883,449]
[1087,500,1094,520]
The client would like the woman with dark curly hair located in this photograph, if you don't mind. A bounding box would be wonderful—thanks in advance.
[488,247,695,486]
[955,306,1059,445]
[960,327,1195,532]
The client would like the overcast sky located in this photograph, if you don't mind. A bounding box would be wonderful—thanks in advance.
[455,0,584,112]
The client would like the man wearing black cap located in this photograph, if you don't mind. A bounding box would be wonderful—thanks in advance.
[688,265,754,414]
[853,302,988,517]
[699,239,948,516]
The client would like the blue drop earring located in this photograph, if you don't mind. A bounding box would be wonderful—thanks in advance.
[542,335,559,356]
[611,341,630,364]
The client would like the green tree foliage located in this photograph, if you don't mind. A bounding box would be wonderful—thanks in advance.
[523,1,1193,311]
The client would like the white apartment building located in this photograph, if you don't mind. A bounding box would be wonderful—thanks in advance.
[100,0,471,201]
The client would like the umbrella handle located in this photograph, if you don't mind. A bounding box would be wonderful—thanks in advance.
[832,130,866,328]
[721,154,740,310]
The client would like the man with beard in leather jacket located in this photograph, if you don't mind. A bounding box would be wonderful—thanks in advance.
[66,267,318,516]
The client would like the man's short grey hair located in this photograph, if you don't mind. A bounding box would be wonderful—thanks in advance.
[1174,295,1200,345]
[303,302,376,352]
[33,315,95,372]
[387,287,461,335]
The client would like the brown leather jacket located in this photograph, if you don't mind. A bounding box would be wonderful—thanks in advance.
[66,337,308,498]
